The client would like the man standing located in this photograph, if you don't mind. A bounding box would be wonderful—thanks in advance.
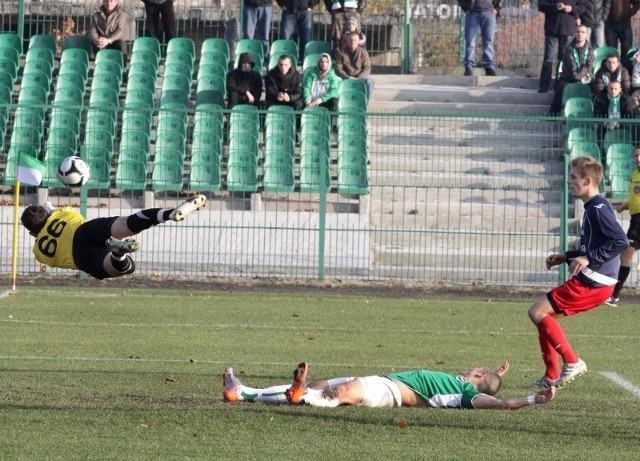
[537,0,587,93]
[580,0,610,48]
[605,0,640,64]
[265,54,303,110]
[88,0,129,60]
[548,24,594,115]
[243,0,274,60]
[141,0,177,44]
[527,156,628,389]
[303,53,340,110]
[460,0,502,76]
[333,32,374,100]
[324,0,366,49]
[277,0,320,62]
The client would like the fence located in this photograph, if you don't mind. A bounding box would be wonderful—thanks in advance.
[0,0,549,73]
[1,101,581,285]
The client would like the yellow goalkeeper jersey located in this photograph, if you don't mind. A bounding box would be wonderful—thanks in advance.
[626,170,640,216]
[33,207,85,269]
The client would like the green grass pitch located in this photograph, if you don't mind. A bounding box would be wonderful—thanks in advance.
[1,286,639,460]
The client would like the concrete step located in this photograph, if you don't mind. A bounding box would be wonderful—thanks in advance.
[368,100,550,116]
[370,75,542,90]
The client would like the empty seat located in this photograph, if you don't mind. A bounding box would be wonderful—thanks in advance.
[197,62,228,81]
[85,158,111,189]
[56,72,86,93]
[606,142,636,171]
[116,159,148,190]
[263,164,295,192]
[58,60,89,85]
[339,90,367,111]
[29,34,57,55]
[95,49,124,75]
[91,72,121,92]
[124,88,154,108]
[561,82,591,107]
[564,97,594,117]
[151,160,184,191]
[26,47,54,65]
[0,33,22,57]
[167,37,195,64]
[0,58,17,83]
[569,141,602,160]
[127,72,156,94]
[0,47,20,67]
[132,37,160,64]
[337,164,369,195]
[81,145,112,162]
[189,161,222,192]
[61,47,89,65]
[226,161,258,192]
[603,128,634,153]
[166,49,195,73]
[130,50,160,72]
[62,35,92,54]
[338,135,368,166]
[202,37,230,63]
[304,40,332,58]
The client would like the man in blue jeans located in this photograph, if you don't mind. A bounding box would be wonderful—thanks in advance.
[243,0,274,59]
[605,0,640,69]
[461,0,502,76]
[537,0,587,93]
[277,0,320,62]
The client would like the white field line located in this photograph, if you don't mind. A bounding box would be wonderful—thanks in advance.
[0,318,639,340]
[600,372,640,399]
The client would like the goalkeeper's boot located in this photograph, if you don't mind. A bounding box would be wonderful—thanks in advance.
[105,237,140,258]
[285,362,308,404]
[169,194,207,222]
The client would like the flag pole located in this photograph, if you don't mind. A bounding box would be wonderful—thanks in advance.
[11,180,21,293]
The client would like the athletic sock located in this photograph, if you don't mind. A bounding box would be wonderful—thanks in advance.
[537,315,579,365]
[235,384,290,404]
[538,331,560,380]
[126,208,172,233]
[110,255,133,273]
[612,265,631,298]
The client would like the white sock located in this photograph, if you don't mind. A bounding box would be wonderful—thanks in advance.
[238,384,290,404]
[301,389,340,407]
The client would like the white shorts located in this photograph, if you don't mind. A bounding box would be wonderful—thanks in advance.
[357,376,402,408]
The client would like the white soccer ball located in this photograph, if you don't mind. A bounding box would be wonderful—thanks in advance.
[57,156,90,187]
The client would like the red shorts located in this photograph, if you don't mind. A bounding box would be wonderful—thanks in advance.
[547,277,614,317]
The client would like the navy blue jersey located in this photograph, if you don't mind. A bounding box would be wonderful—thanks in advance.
[565,195,629,287]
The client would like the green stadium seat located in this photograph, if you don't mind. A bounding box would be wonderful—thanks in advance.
[164,61,193,79]
[154,147,184,165]
[227,161,258,192]
[566,126,598,149]
[44,144,75,164]
[61,47,89,65]
[89,87,119,109]
[337,135,368,166]
[0,70,13,92]
[0,47,20,67]
[85,158,111,189]
[167,37,195,64]
[116,159,148,190]
[166,49,195,73]
[14,107,44,134]
[128,61,158,78]
[304,40,331,58]
[229,134,259,163]
[95,49,124,74]
[157,112,186,133]
[265,134,295,163]
[40,156,64,187]
[609,170,634,199]
[122,110,152,133]
[301,106,331,137]
[0,58,17,83]
[606,142,636,171]
[26,47,54,65]
[189,161,222,192]
[93,61,123,84]
[132,37,160,64]
[23,58,53,80]
[81,145,111,162]
[202,38,230,63]
[197,62,227,82]
[118,147,148,163]
[21,72,50,95]
[337,163,369,195]
[83,128,114,152]
[0,33,22,57]
[561,82,591,107]
[303,53,322,71]
[199,51,229,73]
[299,157,331,192]
[156,131,186,153]
[235,39,264,62]
[86,111,116,133]
[46,127,78,152]
[564,97,593,117]
[338,113,367,138]
[56,72,86,94]
[130,50,160,72]
[268,52,298,70]
[152,160,184,191]
[263,164,295,192]
[91,72,121,92]
[62,35,92,54]
[603,128,634,153]
[265,106,296,138]
[271,39,299,59]
[126,72,156,94]
[569,141,602,160]
[339,90,368,111]
[124,88,154,108]
[58,60,89,85]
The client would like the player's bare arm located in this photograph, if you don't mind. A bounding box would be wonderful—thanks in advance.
[545,253,567,269]
[471,386,556,410]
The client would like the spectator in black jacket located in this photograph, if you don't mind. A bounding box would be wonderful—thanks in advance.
[580,0,610,47]
[537,0,588,93]
[277,0,320,62]
[243,0,274,59]
[227,52,264,109]
[324,0,366,48]
[265,54,303,110]
[605,0,640,64]
[548,24,595,115]
[594,80,635,129]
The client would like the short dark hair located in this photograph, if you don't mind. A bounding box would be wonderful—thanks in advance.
[476,371,502,396]
[21,205,49,234]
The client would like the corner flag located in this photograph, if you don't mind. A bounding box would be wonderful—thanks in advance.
[17,155,45,186]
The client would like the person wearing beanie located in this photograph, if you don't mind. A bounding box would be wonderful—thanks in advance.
[339,15,366,49]
[302,53,340,110]
[226,52,264,109]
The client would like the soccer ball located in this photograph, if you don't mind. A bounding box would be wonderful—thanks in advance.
[57,156,90,187]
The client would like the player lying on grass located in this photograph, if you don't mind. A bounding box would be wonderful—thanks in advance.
[223,361,557,410]
[20,194,207,280]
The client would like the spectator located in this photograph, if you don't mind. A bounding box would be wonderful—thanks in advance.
[630,48,640,92]
[141,0,177,44]
[460,0,502,76]
[594,80,634,132]
[605,0,640,64]
[277,0,320,62]
[338,15,366,49]
[302,53,339,110]
[324,0,366,49]
[593,53,631,94]
[537,0,588,94]
[226,52,264,109]
[265,54,303,110]
[333,32,374,100]
[548,25,594,115]
[580,0,610,48]
[243,0,274,60]
[88,0,129,61]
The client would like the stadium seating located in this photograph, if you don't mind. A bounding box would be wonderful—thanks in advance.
[563,97,593,118]
[167,37,195,65]
[569,141,601,160]
[561,83,591,107]
[304,41,332,58]
[29,34,57,56]
[603,128,634,153]
[116,159,148,190]
[0,47,20,67]
[62,35,92,54]
[605,142,636,171]
[202,37,230,63]
[227,161,258,192]
[132,37,161,65]
[151,160,184,191]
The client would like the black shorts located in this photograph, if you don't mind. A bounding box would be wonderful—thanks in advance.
[627,214,640,250]
[72,216,119,280]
